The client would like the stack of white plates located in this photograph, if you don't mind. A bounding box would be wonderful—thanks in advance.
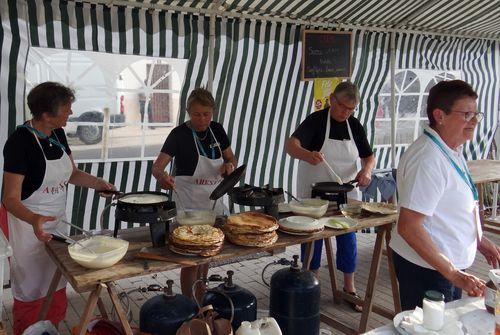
[278,216,324,235]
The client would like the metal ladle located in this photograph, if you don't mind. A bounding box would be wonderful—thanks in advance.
[172,188,194,217]
[54,229,96,255]
[284,190,306,205]
[60,219,93,237]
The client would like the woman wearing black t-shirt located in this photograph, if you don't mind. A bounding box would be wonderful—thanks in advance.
[2,82,116,334]
[286,82,375,312]
[153,88,237,299]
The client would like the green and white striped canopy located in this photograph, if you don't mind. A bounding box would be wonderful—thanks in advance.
[88,0,500,40]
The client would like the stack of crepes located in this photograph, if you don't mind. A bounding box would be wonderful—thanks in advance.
[169,224,224,257]
[223,212,279,247]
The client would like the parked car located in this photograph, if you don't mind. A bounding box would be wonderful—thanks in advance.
[65,94,126,145]
[25,48,126,144]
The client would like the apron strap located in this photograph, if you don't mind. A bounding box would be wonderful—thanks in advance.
[208,127,223,157]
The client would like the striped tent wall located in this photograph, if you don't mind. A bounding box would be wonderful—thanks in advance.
[209,18,313,198]
[394,33,499,161]
[1,0,498,229]
[0,1,30,176]
[1,0,209,227]
[67,160,158,233]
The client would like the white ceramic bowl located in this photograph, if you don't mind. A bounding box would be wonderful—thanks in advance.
[68,235,129,269]
[176,209,216,226]
[288,198,329,218]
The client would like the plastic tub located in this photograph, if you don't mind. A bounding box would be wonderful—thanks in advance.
[68,235,129,269]
[288,198,329,218]
[176,209,216,226]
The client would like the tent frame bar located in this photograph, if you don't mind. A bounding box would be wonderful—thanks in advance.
[80,0,499,41]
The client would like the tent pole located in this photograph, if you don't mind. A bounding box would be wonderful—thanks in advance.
[208,12,215,92]
[390,32,396,171]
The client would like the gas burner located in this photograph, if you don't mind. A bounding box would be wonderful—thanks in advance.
[229,184,284,219]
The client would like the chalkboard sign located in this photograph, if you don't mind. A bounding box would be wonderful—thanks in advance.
[301,30,352,80]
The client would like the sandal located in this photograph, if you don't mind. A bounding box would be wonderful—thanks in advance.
[343,288,363,313]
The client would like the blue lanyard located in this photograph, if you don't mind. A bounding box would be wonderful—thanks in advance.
[192,129,215,159]
[18,124,67,152]
[424,130,478,201]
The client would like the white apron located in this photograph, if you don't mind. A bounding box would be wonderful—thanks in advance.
[297,113,361,200]
[174,126,226,214]
[8,126,72,301]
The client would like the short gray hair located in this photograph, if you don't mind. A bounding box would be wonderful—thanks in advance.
[186,88,216,111]
[332,81,360,103]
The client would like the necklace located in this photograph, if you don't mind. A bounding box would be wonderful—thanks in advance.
[18,121,66,151]
[196,130,209,141]
[187,121,209,140]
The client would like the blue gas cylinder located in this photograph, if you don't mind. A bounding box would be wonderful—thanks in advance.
[140,279,198,335]
[269,255,320,335]
[203,270,257,330]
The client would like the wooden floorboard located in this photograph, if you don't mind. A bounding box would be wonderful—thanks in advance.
[1,232,498,334]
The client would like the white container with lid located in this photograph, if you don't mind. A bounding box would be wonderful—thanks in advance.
[253,317,281,335]
[236,321,261,335]
[422,290,445,331]
[236,317,282,335]
[0,229,12,321]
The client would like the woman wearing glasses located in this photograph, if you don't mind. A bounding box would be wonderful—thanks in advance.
[390,80,500,310]
[286,81,375,312]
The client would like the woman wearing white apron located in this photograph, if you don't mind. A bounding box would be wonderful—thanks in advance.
[2,82,115,334]
[286,82,375,312]
[153,88,237,299]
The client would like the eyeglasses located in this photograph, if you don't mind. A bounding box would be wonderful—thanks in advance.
[451,111,484,122]
[334,97,357,113]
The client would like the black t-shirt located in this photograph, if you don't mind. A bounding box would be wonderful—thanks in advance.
[291,108,373,158]
[3,125,72,200]
[161,121,230,176]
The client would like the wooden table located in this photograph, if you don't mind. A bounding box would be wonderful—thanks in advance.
[468,159,500,233]
[468,159,500,184]
[38,208,399,335]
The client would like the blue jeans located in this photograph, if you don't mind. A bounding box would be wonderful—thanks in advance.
[392,251,462,311]
[300,232,357,272]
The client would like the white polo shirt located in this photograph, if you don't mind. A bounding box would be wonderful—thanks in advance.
[390,126,479,270]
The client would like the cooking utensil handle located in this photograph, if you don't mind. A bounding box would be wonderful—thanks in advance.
[322,159,344,184]
[60,219,92,236]
[54,229,96,254]
[51,234,69,244]
[172,188,187,212]
[96,189,124,196]
[284,190,301,202]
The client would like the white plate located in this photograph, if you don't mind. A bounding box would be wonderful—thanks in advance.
[278,228,316,236]
[320,216,357,230]
[393,311,412,335]
[393,310,464,335]
[279,217,323,231]
[361,202,397,215]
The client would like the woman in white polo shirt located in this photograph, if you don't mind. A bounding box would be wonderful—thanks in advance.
[390,80,500,311]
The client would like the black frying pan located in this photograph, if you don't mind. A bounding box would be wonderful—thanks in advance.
[311,180,358,193]
[209,164,247,200]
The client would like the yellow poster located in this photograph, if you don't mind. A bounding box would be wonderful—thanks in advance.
[313,78,342,111]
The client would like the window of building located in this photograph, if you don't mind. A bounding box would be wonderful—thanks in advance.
[375,69,461,148]
[25,48,187,162]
